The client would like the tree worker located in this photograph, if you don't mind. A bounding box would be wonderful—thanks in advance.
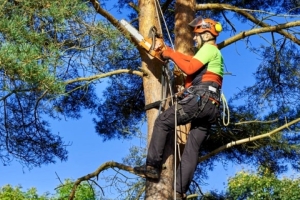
[134,16,224,199]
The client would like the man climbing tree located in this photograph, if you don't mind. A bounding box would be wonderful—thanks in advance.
[134,16,224,199]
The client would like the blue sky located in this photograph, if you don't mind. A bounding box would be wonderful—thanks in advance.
[0,113,139,197]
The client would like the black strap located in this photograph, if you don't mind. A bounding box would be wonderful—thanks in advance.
[144,100,161,111]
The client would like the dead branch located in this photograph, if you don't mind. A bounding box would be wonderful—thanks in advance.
[198,117,300,162]
[69,161,145,200]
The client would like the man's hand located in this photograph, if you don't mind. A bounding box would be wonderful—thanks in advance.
[161,46,174,60]
[153,38,165,51]
[148,38,168,62]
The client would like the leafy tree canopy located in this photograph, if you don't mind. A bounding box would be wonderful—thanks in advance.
[227,167,300,199]
[0,0,140,167]
[0,185,48,200]
[0,179,97,200]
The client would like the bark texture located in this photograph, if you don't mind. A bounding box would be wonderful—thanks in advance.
[142,0,195,199]
[138,0,173,199]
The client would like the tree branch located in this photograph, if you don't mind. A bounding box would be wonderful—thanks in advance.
[69,161,145,200]
[195,3,300,47]
[235,118,278,125]
[198,117,300,162]
[65,69,145,85]
[89,0,142,47]
[218,21,300,49]
[128,2,139,13]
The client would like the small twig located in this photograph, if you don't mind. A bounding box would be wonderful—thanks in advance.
[55,172,64,185]
[89,179,104,195]
[135,186,146,200]
[285,116,292,131]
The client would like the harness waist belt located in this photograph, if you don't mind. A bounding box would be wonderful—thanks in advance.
[187,83,221,101]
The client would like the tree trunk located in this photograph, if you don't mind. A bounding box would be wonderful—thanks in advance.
[174,0,195,54]
[139,0,174,199]
[140,0,195,199]
[174,0,195,160]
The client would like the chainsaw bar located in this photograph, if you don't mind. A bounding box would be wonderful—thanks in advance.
[120,19,166,62]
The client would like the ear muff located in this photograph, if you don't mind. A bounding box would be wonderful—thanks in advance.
[215,22,222,33]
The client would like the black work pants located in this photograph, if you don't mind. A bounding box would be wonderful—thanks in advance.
[146,93,219,194]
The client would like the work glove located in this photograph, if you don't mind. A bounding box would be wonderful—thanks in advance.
[161,46,174,60]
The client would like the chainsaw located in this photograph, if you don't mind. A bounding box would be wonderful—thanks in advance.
[120,19,187,110]
[119,19,166,62]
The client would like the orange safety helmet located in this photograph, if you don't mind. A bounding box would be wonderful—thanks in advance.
[189,16,222,36]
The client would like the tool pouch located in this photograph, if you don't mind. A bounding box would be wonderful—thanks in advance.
[176,94,195,124]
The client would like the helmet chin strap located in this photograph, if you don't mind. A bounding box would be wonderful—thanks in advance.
[199,35,205,48]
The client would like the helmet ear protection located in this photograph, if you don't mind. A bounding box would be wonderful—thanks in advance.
[215,22,223,33]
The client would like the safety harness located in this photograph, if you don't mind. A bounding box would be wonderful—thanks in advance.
[176,82,221,123]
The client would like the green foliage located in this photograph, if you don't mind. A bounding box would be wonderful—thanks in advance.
[0,185,49,200]
[55,179,97,200]
[0,0,146,167]
[0,0,88,94]
[0,180,98,200]
[228,169,300,200]
[94,74,145,140]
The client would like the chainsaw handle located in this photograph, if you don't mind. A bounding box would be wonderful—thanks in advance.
[149,26,158,52]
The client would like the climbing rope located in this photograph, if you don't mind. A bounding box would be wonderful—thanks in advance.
[174,95,178,200]
[221,92,230,126]
[153,1,178,199]
[154,0,174,49]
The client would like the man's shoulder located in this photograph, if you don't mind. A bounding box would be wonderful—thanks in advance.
[196,44,219,56]
[201,43,218,50]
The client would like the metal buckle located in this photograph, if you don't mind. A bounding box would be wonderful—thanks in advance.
[208,86,217,93]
